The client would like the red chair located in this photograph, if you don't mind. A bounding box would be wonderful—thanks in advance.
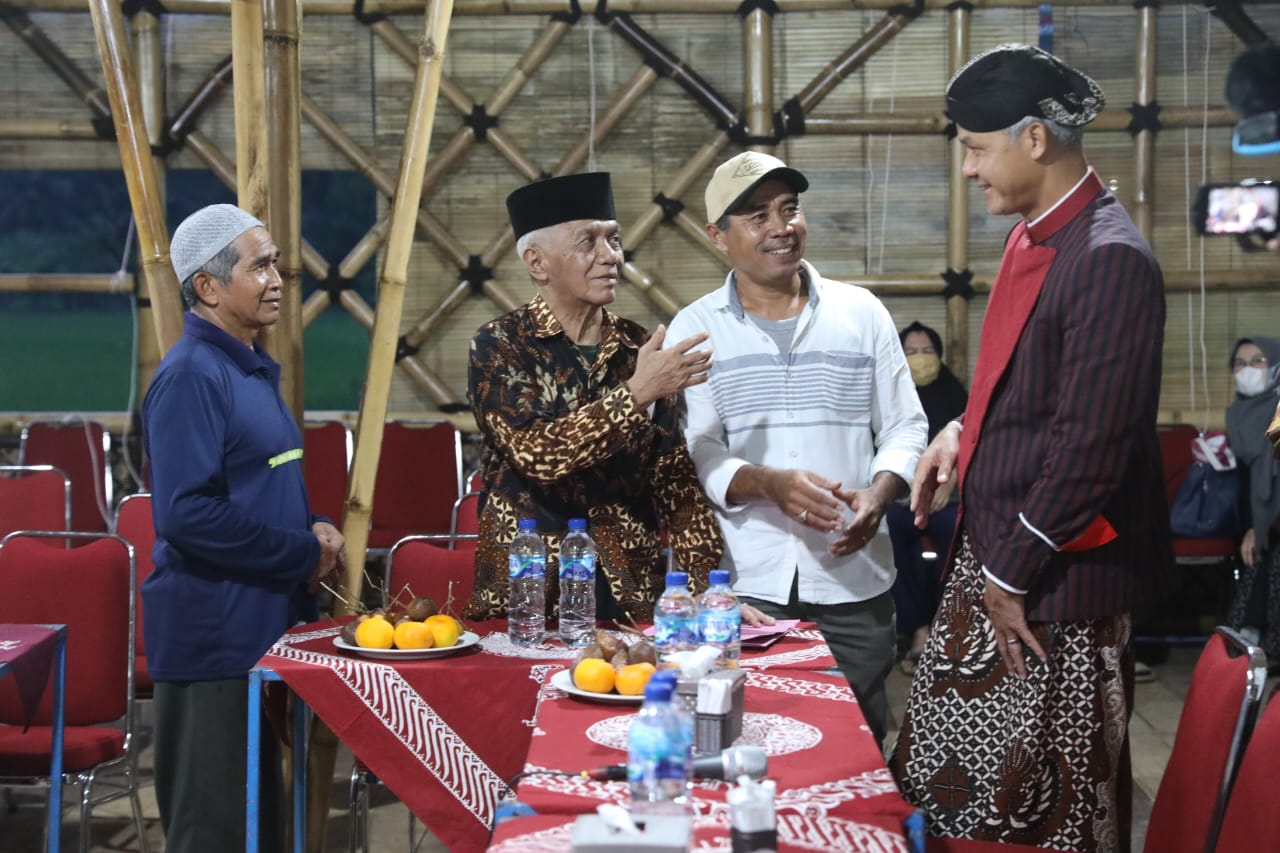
[19,419,112,534]
[367,420,463,551]
[0,465,70,540]
[384,533,477,611]
[0,531,150,853]
[465,468,482,493]
[303,419,352,525]
[112,493,155,699]
[1214,688,1280,852]
[1143,627,1267,853]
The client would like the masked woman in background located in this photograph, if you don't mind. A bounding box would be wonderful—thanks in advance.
[887,321,968,672]
[1227,336,1280,660]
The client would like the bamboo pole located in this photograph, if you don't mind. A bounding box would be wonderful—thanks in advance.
[21,0,1261,13]
[0,119,101,138]
[742,5,773,147]
[86,0,184,356]
[133,9,166,398]
[944,5,970,381]
[790,13,914,116]
[1131,4,1158,240]
[341,0,455,605]
[232,0,269,217]
[262,0,305,421]
[0,273,136,292]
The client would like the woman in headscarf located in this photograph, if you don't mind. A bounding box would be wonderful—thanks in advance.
[1226,336,1280,659]
[887,321,968,672]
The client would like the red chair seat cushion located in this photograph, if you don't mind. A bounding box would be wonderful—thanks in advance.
[0,725,124,775]
[1172,537,1236,559]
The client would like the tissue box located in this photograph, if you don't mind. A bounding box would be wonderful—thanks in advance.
[693,668,746,755]
[570,814,692,852]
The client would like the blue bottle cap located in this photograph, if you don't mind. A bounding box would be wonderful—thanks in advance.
[649,670,676,686]
[666,571,688,588]
[643,679,674,702]
[568,518,587,532]
[709,569,730,585]
[518,518,537,531]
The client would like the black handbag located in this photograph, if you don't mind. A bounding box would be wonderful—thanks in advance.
[1169,433,1240,539]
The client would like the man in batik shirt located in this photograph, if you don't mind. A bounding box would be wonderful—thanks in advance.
[464,172,723,622]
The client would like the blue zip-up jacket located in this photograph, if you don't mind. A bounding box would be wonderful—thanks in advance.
[141,313,321,681]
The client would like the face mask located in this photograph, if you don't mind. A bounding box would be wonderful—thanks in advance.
[1235,366,1269,397]
[907,353,941,387]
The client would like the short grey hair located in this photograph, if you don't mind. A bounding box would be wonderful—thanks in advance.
[516,224,556,259]
[180,241,240,309]
[714,214,731,233]
[1008,114,1083,148]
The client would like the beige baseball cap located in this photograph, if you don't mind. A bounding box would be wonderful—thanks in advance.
[704,151,809,224]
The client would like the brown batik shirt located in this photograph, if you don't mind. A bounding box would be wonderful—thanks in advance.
[463,294,722,623]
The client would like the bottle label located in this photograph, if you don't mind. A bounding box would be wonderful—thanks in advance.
[508,555,546,579]
[699,610,741,644]
[653,615,698,647]
[558,554,596,581]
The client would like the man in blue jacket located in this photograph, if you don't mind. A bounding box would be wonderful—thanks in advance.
[142,204,344,853]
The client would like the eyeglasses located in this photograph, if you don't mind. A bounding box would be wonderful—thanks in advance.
[1232,355,1269,370]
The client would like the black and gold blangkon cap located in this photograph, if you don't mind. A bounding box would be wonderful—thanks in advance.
[946,43,1105,134]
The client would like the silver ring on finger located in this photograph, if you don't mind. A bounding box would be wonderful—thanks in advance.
[1006,637,1020,645]
[797,509,809,523]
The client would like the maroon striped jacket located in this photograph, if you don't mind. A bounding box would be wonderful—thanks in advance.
[958,174,1175,621]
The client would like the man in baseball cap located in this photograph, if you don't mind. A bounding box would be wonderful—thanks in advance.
[892,44,1170,850]
[143,203,344,852]
[667,149,927,746]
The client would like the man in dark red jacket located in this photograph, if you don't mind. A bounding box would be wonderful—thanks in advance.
[890,45,1172,852]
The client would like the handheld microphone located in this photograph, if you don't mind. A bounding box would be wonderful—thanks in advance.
[583,745,768,782]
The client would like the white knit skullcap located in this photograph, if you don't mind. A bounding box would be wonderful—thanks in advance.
[170,204,264,283]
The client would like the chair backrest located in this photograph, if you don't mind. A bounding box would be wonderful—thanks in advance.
[0,531,135,731]
[385,534,477,613]
[449,492,480,551]
[1214,690,1280,852]
[465,468,483,494]
[0,465,71,540]
[113,493,155,693]
[368,420,463,548]
[1144,626,1268,853]
[303,419,352,525]
[1158,423,1201,507]
[19,419,112,533]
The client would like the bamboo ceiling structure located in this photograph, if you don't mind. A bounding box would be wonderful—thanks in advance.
[3,1,1279,460]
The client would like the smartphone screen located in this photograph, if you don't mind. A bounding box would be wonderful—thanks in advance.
[1203,184,1279,235]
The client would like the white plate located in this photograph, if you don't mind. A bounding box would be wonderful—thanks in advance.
[332,630,480,661]
[549,668,643,705]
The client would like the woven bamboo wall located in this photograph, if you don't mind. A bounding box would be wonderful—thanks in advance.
[1,3,1277,423]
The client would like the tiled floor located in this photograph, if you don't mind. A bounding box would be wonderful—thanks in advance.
[0,644,1265,852]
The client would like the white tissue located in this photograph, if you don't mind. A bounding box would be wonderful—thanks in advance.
[665,645,722,680]
[727,775,776,833]
[596,803,641,836]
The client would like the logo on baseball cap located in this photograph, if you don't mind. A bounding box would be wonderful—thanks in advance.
[705,151,809,224]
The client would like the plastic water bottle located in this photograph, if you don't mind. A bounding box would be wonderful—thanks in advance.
[650,670,695,767]
[653,571,699,669]
[507,518,546,646]
[697,569,741,669]
[627,678,692,816]
[557,518,597,647]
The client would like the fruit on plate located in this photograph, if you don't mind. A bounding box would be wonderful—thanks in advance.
[627,639,657,666]
[594,629,625,661]
[393,619,435,650]
[423,613,461,648]
[615,662,656,695]
[572,657,616,694]
[405,596,439,621]
[354,614,395,650]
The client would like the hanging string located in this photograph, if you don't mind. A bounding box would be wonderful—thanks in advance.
[586,15,599,172]
[1196,17,1213,432]
[1180,5,1197,414]
[875,37,900,274]
[118,215,147,490]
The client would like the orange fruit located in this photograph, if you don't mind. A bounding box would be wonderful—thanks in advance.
[393,620,435,650]
[423,614,461,648]
[615,662,656,695]
[354,615,394,650]
[572,657,616,694]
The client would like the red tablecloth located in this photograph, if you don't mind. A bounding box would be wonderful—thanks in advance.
[257,619,839,853]
[0,623,58,729]
[512,668,914,851]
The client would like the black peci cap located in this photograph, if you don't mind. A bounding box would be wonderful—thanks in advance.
[506,173,617,240]
[946,43,1105,134]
